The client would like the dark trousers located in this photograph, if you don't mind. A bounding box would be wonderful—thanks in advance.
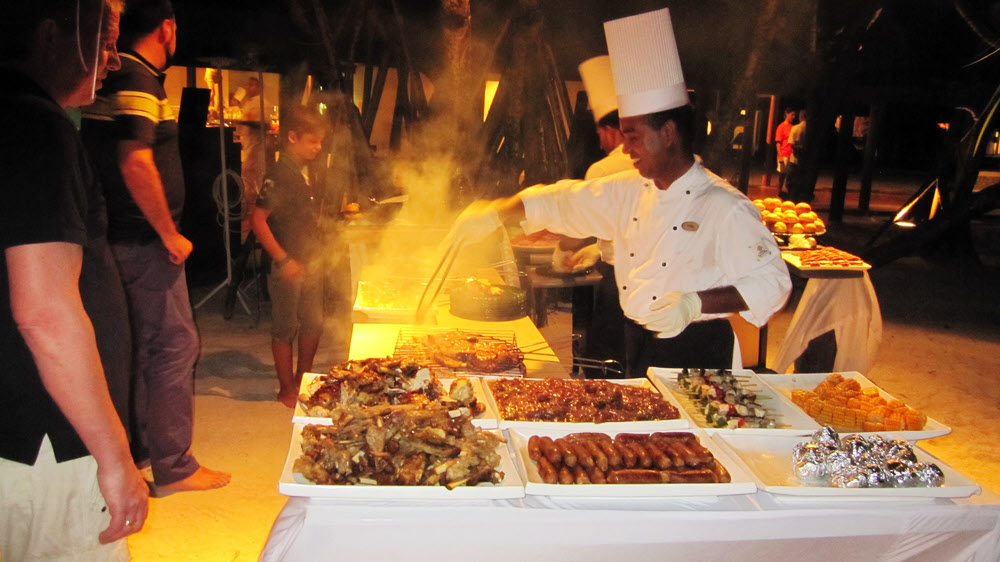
[113,242,200,486]
[580,261,628,378]
[623,318,734,378]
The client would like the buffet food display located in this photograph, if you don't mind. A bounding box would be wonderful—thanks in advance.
[278,340,973,504]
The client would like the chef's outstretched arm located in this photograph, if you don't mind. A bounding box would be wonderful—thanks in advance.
[442,195,526,247]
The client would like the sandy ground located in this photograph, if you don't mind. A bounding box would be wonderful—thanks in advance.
[124,184,1000,561]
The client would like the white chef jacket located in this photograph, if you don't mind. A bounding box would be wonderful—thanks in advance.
[520,161,791,328]
[584,144,635,265]
[585,145,634,180]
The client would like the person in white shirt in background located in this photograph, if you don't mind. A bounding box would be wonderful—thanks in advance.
[445,8,791,377]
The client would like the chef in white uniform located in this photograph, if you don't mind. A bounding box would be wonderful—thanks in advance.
[446,8,791,376]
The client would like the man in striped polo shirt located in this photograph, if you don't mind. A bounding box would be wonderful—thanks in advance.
[82,0,230,496]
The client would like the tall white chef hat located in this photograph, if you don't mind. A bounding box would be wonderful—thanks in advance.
[578,56,617,124]
[604,8,689,118]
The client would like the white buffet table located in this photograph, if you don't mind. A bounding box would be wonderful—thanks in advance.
[262,492,1000,561]
[261,309,1000,562]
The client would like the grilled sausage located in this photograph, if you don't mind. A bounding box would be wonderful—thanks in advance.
[589,465,608,484]
[536,456,558,484]
[539,436,561,465]
[668,469,718,483]
[606,469,669,484]
[569,440,595,470]
[528,435,542,462]
[554,438,577,468]
[710,459,731,483]
[579,439,609,472]
[558,465,574,485]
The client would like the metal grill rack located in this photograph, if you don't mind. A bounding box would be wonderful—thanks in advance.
[394,328,526,378]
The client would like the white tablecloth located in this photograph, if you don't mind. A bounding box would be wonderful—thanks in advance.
[261,492,1000,561]
[774,272,883,374]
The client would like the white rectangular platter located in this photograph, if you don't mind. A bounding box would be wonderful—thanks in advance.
[482,377,690,431]
[711,433,980,500]
[647,368,821,435]
[279,424,524,499]
[756,372,950,440]
[508,428,756,497]
[781,251,871,272]
[293,372,498,429]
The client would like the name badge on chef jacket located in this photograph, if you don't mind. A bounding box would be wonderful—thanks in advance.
[681,221,699,232]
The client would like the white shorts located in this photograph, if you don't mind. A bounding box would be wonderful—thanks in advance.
[0,436,130,562]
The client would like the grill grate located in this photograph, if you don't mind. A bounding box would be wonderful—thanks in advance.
[394,328,525,378]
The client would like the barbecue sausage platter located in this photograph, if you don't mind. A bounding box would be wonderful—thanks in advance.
[508,428,757,497]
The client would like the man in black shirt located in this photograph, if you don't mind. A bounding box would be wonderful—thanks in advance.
[0,0,148,558]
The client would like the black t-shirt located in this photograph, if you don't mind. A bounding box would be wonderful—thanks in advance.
[256,154,332,261]
[81,51,185,244]
[0,69,132,465]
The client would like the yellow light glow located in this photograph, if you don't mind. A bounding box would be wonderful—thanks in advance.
[484,80,500,121]
[706,121,713,136]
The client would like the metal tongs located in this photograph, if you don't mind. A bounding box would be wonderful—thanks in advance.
[521,335,625,377]
[415,239,463,323]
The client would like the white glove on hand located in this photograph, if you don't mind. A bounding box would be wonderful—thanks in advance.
[550,246,577,273]
[570,244,601,272]
[442,200,503,248]
[551,243,601,273]
[642,292,702,339]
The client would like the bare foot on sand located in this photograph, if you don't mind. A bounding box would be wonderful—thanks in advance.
[277,388,298,408]
[154,466,231,497]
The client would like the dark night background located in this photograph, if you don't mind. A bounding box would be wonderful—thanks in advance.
[169,0,1000,171]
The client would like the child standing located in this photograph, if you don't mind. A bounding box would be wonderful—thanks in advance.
[251,106,330,406]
